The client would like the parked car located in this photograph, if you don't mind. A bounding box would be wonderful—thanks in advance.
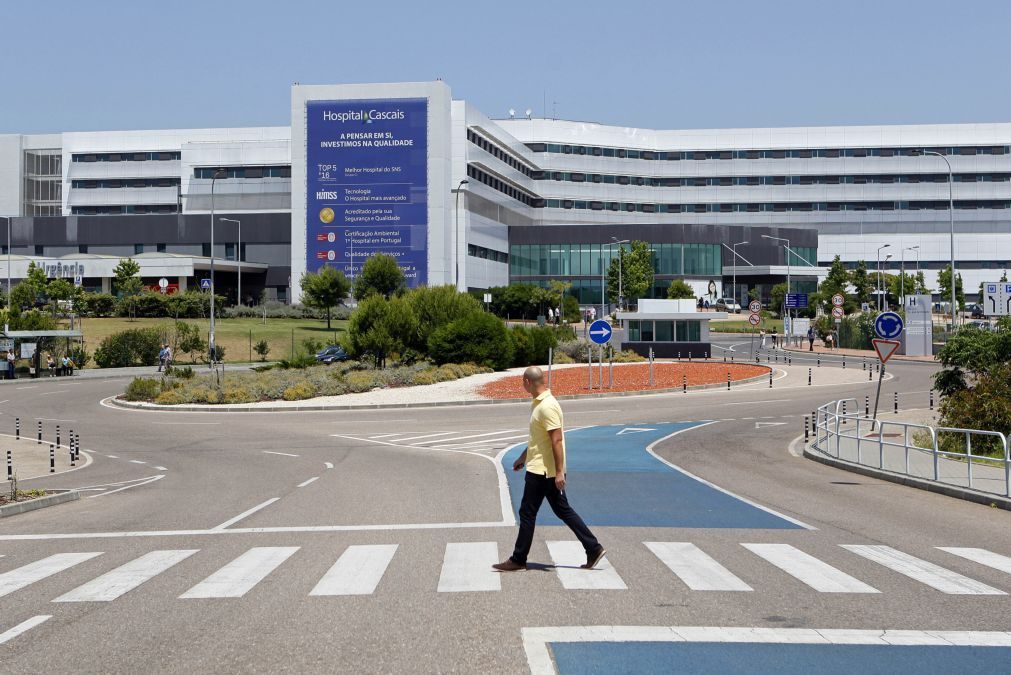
[969,303,985,319]
[315,346,349,364]
[715,297,742,313]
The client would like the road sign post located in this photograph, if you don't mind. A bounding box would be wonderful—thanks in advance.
[982,282,1011,316]
[871,338,901,422]
[748,301,762,359]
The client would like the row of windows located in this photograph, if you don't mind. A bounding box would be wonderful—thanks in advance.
[193,166,291,179]
[627,320,702,343]
[466,165,544,208]
[467,244,509,264]
[509,243,723,278]
[71,204,179,215]
[72,178,180,189]
[533,171,1011,186]
[72,152,181,163]
[542,199,1011,213]
[526,144,1011,160]
[466,130,535,177]
[24,151,62,177]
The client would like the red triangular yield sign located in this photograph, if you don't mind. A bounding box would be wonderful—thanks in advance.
[872,338,901,363]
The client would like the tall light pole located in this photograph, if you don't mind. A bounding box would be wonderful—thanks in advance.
[761,234,791,328]
[902,245,919,306]
[731,240,749,310]
[209,168,226,363]
[876,244,891,312]
[917,150,956,329]
[2,216,10,313]
[220,217,241,306]
[610,237,629,310]
[452,179,469,290]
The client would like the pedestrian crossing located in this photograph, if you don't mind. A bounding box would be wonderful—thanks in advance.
[0,542,1007,604]
[338,428,530,455]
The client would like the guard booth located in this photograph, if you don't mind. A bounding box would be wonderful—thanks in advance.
[616,299,726,358]
[0,330,84,379]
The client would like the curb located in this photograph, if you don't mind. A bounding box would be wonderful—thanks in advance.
[778,345,938,366]
[0,363,272,385]
[802,445,1011,511]
[0,489,80,518]
[107,366,775,413]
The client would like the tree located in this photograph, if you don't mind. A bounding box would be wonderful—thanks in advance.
[547,279,572,315]
[915,271,930,294]
[937,264,966,312]
[406,285,481,351]
[253,339,271,361]
[113,258,143,320]
[848,261,874,307]
[344,294,418,368]
[352,254,405,300]
[427,312,513,370]
[818,255,857,313]
[887,271,918,305]
[300,266,351,329]
[10,261,48,311]
[666,279,695,300]
[771,282,789,317]
[606,240,653,307]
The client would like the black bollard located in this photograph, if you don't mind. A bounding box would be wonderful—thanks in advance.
[15,417,19,440]
[37,421,42,445]
[929,391,934,410]
[769,371,773,388]
[56,425,60,450]
[727,372,731,390]
[6,449,11,480]
[69,448,75,467]
[788,354,792,366]
[49,444,55,473]
[808,368,812,386]
[75,434,81,461]
[683,375,687,394]
[869,366,873,381]
[804,416,810,442]
[894,391,898,414]
[817,356,821,367]
[865,395,870,417]
[842,356,846,369]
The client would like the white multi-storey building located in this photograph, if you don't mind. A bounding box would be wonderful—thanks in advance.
[1,80,1008,305]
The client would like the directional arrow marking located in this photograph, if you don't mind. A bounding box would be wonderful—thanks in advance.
[755,422,787,429]
[616,427,657,435]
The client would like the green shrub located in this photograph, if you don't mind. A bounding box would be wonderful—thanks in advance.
[94,328,162,368]
[68,346,90,369]
[254,339,271,361]
[155,389,188,405]
[79,292,117,317]
[612,349,646,363]
[278,353,318,369]
[427,313,513,370]
[345,370,382,393]
[509,325,534,368]
[282,381,316,401]
[124,377,161,401]
[222,385,256,404]
[167,365,195,379]
[553,351,575,364]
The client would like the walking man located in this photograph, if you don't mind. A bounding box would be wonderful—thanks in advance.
[807,326,815,352]
[493,366,606,572]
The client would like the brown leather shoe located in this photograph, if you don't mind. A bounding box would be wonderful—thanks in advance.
[492,559,526,572]
[581,547,606,569]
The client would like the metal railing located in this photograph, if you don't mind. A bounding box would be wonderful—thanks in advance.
[812,399,1010,498]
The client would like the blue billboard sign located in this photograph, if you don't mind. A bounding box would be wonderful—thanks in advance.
[785,293,809,309]
[305,98,428,286]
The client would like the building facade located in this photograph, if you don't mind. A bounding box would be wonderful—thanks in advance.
[2,80,1009,305]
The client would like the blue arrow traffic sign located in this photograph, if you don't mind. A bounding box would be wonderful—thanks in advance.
[874,311,904,339]
[588,319,612,345]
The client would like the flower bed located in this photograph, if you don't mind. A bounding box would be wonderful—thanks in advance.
[477,362,769,399]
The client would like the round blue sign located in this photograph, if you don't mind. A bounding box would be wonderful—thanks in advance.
[874,311,904,339]
[588,319,613,345]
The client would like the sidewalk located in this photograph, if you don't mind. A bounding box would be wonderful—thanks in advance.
[0,362,266,384]
[0,435,84,481]
[782,342,937,364]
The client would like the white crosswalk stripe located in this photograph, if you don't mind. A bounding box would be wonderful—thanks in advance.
[0,552,103,599]
[54,550,198,602]
[438,542,501,592]
[843,545,1006,595]
[743,544,879,593]
[547,541,626,590]
[179,547,299,599]
[311,545,398,596]
[645,542,752,591]
[938,547,1011,575]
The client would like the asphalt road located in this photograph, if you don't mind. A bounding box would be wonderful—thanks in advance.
[1,348,1009,673]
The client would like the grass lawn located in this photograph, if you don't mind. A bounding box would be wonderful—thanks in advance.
[709,315,785,333]
[76,317,348,365]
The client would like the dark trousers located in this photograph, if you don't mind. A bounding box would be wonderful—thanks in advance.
[511,471,600,566]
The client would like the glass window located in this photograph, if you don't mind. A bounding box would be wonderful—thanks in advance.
[134,244,144,255]
[641,321,654,342]
[676,321,701,342]
[580,244,591,276]
[557,244,570,275]
[655,320,673,342]
[628,320,640,342]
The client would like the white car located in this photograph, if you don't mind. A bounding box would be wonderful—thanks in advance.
[715,297,742,313]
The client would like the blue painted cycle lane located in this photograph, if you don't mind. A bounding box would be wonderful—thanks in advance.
[502,423,804,529]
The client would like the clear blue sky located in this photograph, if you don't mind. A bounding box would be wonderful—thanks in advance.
[3,0,1011,134]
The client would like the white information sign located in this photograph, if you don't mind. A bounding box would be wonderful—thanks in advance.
[983,282,1011,316]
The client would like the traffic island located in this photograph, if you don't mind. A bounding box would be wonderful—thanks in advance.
[0,489,80,518]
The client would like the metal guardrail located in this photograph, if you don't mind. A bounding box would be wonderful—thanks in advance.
[812,399,1010,498]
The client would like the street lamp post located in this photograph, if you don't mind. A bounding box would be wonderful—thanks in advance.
[209,169,226,364]
[731,240,749,310]
[901,245,919,307]
[610,237,629,310]
[918,150,957,329]
[761,234,791,332]
[220,217,241,306]
[452,179,469,290]
[2,216,10,314]
[876,244,891,312]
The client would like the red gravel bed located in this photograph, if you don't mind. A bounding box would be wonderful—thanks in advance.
[478,362,769,399]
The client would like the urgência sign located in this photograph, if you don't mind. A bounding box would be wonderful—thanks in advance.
[43,261,86,280]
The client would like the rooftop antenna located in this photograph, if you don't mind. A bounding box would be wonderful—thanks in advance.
[509,108,515,119]
[553,101,558,120]
[525,108,532,120]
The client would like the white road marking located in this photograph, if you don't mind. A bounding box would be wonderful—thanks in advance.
[939,547,1011,575]
[0,615,52,646]
[724,399,791,406]
[644,423,816,530]
[310,544,398,596]
[744,544,879,593]
[843,545,1006,595]
[15,386,38,390]
[54,550,198,602]
[368,434,400,439]
[262,451,299,457]
[151,422,220,426]
[645,542,752,591]
[129,460,146,465]
[153,466,168,471]
[0,552,103,598]
[106,455,118,459]
[547,541,625,590]
[180,546,299,599]
[37,390,68,396]
[426,429,524,444]
[297,477,319,488]
[390,431,457,443]
[88,475,164,499]
[211,498,280,531]
[35,417,76,422]
[435,434,529,448]
[438,542,501,592]
[521,626,1011,675]
[324,462,334,469]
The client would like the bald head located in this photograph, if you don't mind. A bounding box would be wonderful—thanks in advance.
[523,366,545,384]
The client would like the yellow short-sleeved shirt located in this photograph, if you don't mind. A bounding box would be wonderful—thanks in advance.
[526,390,565,477]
